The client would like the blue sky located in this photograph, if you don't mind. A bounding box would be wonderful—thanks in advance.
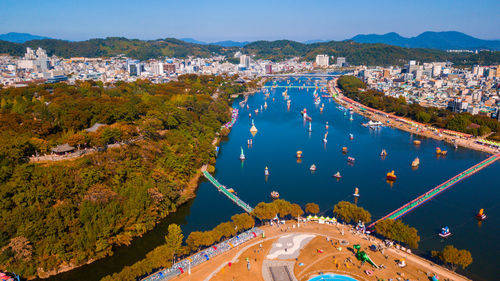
[1,0,499,41]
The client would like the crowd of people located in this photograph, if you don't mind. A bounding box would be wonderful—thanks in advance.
[142,227,264,281]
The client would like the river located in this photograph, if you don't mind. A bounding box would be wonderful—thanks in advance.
[47,77,499,281]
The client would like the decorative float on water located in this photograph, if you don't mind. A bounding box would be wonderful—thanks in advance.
[436,147,447,156]
[347,156,355,163]
[250,119,258,135]
[310,164,317,171]
[413,140,421,145]
[412,157,420,167]
[342,147,348,153]
[386,170,397,181]
[308,122,312,132]
[264,166,269,176]
[333,171,342,179]
[476,208,487,221]
[239,147,245,160]
[353,187,360,197]
[439,226,451,238]
[270,191,280,199]
[325,121,329,130]
[323,132,328,143]
[380,149,387,157]
[296,150,302,158]
[349,133,354,140]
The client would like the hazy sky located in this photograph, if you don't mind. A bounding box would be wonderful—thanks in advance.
[1,0,499,42]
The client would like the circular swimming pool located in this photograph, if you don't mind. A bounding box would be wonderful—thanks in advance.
[308,274,359,281]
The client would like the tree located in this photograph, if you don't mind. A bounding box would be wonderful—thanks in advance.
[416,111,431,123]
[432,245,473,271]
[186,231,205,251]
[251,202,278,221]
[164,224,183,263]
[290,203,304,219]
[374,219,420,248]
[231,213,255,232]
[333,201,371,224]
[272,199,292,218]
[305,203,319,215]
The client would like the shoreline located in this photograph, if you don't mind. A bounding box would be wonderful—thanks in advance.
[172,220,470,281]
[328,79,499,155]
[35,88,251,280]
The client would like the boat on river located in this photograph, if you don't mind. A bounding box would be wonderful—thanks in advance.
[349,133,354,140]
[386,170,397,181]
[310,164,317,171]
[333,171,342,179]
[412,157,420,167]
[413,140,421,145]
[296,150,302,158]
[353,187,360,197]
[323,132,328,143]
[308,122,312,132]
[439,226,451,238]
[264,166,269,176]
[239,147,245,160]
[476,208,487,221]
[342,147,348,153]
[325,122,329,130]
[347,156,355,163]
[380,149,387,157]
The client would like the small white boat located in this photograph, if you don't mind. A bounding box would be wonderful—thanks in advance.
[323,132,328,143]
[310,164,317,171]
[239,147,245,160]
[264,166,269,176]
[308,122,312,132]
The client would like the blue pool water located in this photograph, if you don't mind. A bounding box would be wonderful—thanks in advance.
[308,273,359,281]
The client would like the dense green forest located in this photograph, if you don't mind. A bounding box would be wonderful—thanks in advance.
[1,37,499,65]
[0,37,234,60]
[337,76,500,140]
[0,75,250,278]
[242,40,500,66]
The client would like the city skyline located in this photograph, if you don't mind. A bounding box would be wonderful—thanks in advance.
[1,0,499,42]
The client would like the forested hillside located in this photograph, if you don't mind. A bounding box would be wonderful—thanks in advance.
[0,75,249,278]
[1,37,499,66]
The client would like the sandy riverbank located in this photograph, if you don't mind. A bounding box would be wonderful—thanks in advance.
[328,80,499,155]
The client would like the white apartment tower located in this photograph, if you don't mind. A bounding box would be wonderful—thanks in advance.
[315,54,329,67]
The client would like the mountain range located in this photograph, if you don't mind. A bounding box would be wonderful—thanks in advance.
[180,38,249,47]
[2,31,499,51]
[350,31,500,51]
[0,32,52,43]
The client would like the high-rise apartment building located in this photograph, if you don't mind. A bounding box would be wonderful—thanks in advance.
[315,54,329,67]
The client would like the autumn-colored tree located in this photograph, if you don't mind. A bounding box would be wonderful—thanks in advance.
[231,213,255,232]
[290,203,304,220]
[164,224,183,263]
[374,219,420,249]
[333,201,371,224]
[272,199,292,218]
[251,202,278,221]
[432,245,473,271]
[305,203,320,215]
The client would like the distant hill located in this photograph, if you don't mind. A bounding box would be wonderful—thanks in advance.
[303,39,330,44]
[0,37,235,59]
[0,36,499,66]
[0,32,52,43]
[351,31,500,51]
[180,38,249,47]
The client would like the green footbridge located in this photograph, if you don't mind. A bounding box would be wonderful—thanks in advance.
[368,152,500,228]
[202,170,254,213]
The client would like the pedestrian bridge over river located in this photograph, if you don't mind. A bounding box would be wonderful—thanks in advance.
[368,152,500,228]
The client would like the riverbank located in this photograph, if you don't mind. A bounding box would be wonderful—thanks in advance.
[328,79,499,155]
[173,221,469,281]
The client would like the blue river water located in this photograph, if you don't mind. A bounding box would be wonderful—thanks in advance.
[47,78,499,281]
